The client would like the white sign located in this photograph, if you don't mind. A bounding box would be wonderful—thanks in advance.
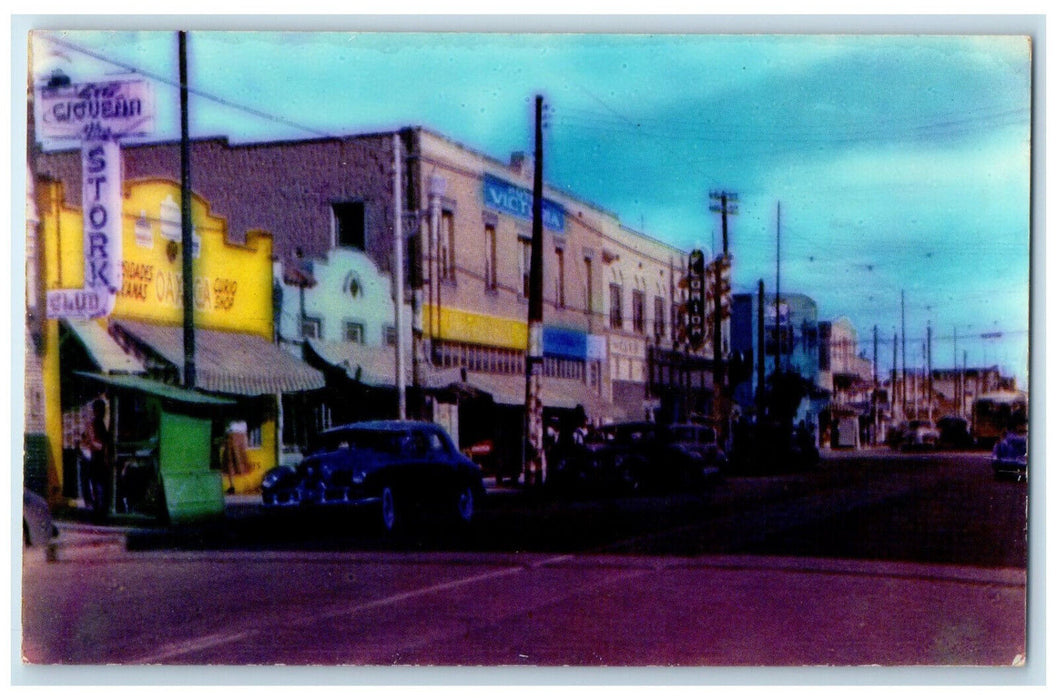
[46,288,107,320]
[78,138,122,318]
[36,80,155,141]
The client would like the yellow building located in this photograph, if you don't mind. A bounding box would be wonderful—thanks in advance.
[37,177,324,504]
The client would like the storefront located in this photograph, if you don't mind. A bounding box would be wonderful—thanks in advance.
[39,177,325,504]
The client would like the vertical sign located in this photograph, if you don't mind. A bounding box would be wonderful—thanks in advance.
[686,249,706,349]
[81,138,123,316]
[38,80,154,319]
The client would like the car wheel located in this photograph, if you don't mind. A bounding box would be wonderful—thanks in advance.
[454,484,475,525]
[380,486,399,533]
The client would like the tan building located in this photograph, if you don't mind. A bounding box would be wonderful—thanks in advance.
[410,130,693,423]
[36,127,716,480]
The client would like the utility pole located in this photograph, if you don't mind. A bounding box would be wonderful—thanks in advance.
[927,323,933,422]
[775,202,782,374]
[709,191,738,256]
[757,279,765,417]
[178,31,196,389]
[873,325,879,444]
[393,134,406,420]
[891,331,898,426]
[900,290,906,420]
[523,95,546,488]
[708,192,735,443]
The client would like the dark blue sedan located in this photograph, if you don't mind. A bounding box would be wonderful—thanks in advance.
[261,421,485,532]
[992,431,1028,481]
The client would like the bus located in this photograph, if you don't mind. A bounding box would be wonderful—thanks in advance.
[971,391,1028,448]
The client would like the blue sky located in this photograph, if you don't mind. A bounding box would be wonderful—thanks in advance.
[23,24,1034,386]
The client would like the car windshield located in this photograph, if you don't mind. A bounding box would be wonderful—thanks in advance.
[1006,437,1028,457]
[316,429,405,454]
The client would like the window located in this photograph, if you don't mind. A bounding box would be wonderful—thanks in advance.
[654,296,666,340]
[383,325,397,347]
[609,284,623,329]
[519,237,532,297]
[439,210,455,282]
[671,302,681,343]
[555,248,566,308]
[344,321,365,344]
[584,258,593,318]
[484,223,497,290]
[333,202,365,250]
[247,418,263,449]
[632,290,645,334]
[301,316,322,340]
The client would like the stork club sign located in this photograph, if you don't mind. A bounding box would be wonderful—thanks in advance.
[37,80,155,319]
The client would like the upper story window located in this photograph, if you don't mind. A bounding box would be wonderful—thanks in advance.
[584,258,594,318]
[344,321,365,344]
[555,247,566,309]
[654,296,666,341]
[519,237,532,298]
[301,316,322,340]
[609,283,623,330]
[632,290,646,334]
[333,202,365,250]
[439,210,456,282]
[484,223,498,291]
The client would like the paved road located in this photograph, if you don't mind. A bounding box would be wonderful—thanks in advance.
[20,449,1029,670]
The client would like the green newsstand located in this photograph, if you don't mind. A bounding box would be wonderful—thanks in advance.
[74,372,234,523]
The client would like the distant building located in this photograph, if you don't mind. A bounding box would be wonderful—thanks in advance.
[730,291,827,431]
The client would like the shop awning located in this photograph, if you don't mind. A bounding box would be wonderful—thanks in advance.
[307,339,462,390]
[62,319,145,374]
[113,320,325,396]
[73,371,235,406]
[463,371,626,422]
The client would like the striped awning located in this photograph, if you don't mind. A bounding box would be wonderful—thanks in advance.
[307,339,462,390]
[463,371,626,422]
[113,320,325,396]
[62,319,145,375]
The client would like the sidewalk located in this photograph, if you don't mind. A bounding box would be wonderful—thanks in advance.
[38,477,526,561]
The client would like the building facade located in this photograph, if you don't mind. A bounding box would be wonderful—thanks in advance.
[34,176,324,501]
[35,127,719,482]
[730,291,827,431]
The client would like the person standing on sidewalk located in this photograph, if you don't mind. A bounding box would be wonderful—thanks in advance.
[222,419,250,494]
[81,398,112,520]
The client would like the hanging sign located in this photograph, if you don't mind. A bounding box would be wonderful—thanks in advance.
[38,80,155,319]
[36,80,155,141]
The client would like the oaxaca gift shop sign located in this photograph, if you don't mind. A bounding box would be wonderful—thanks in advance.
[38,80,155,319]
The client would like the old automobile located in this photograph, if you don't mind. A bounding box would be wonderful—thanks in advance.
[261,421,485,532]
[899,419,940,451]
[991,431,1028,481]
[548,421,723,496]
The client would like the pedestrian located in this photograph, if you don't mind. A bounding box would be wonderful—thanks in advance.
[81,398,112,520]
[222,419,250,494]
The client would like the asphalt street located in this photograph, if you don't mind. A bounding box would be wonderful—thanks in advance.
[19,449,1030,672]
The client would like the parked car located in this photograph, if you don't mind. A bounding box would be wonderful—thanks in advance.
[663,423,728,478]
[548,421,722,496]
[936,415,973,450]
[899,420,940,451]
[23,488,57,548]
[991,431,1028,481]
[261,421,485,532]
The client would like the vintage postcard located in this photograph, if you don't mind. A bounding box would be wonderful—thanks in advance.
[16,17,1035,682]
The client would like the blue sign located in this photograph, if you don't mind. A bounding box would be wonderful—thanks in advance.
[543,326,588,359]
[483,174,565,233]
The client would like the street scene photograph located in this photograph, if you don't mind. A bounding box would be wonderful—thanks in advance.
[14,15,1036,683]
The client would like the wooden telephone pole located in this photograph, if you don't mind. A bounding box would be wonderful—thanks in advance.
[523,95,546,487]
